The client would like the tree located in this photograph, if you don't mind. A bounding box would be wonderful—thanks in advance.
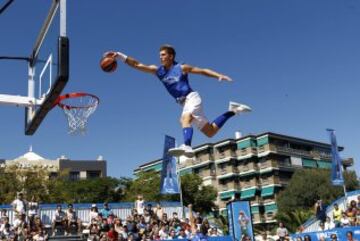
[122,170,178,202]
[180,173,218,214]
[276,168,359,232]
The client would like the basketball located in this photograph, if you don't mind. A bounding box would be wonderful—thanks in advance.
[100,55,117,72]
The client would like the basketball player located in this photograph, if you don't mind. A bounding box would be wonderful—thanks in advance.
[105,45,251,157]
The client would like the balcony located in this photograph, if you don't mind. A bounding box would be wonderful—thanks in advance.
[236,147,257,159]
[238,162,258,176]
[257,144,276,156]
[259,160,277,169]
[274,145,313,158]
[197,169,216,178]
[195,152,214,162]
[218,182,240,192]
[260,176,290,186]
[241,179,258,189]
[214,149,236,161]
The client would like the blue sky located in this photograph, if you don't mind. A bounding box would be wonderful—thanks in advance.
[0,0,359,178]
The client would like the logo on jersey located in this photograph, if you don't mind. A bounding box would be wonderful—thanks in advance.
[161,76,180,85]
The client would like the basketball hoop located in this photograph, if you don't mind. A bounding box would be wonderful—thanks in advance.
[55,92,99,134]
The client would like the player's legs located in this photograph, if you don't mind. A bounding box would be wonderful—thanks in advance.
[180,113,194,146]
[200,101,252,137]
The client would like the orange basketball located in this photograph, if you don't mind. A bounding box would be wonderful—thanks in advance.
[100,55,117,72]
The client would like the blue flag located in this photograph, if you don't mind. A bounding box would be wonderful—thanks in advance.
[160,135,180,194]
[327,129,344,186]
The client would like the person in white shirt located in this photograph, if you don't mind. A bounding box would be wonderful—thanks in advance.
[324,216,335,230]
[11,192,27,215]
[341,213,351,227]
[52,204,67,235]
[90,204,99,221]
[134,195,145,216]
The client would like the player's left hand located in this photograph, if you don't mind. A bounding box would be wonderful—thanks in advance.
[218,75,232,82]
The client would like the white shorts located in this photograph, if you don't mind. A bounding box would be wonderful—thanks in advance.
[181,92,208,129]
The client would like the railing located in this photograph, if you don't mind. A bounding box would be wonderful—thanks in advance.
[0,202,183,225]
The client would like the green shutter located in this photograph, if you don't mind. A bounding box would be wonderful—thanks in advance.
[240,188,256,199]
[143,163,162,172]
[264,204,278,213]
[261,186,275,197]
[302,158,317,168]
[317,160,332,169]
[179,168,192,176]
[257,136,269,146]
[220,191,235,200]
[251,206,259,214]
[238,139,251,149]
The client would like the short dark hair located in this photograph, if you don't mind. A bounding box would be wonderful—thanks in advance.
[160,44,176,58]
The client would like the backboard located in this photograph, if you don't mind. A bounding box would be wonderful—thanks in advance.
[25,0,69,135]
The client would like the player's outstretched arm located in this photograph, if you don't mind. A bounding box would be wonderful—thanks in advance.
[107,51,157,74]
[182,64,232,82]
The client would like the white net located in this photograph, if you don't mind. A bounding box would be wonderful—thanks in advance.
[59,94,99,134]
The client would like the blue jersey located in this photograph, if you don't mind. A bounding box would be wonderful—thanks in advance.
[156,62,193,100]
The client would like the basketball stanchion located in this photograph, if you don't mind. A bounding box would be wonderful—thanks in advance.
[54,92,99,134]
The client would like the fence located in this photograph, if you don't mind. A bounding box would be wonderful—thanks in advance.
[0,201,183,225]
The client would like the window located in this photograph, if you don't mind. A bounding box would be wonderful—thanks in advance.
[69,171,80,181]
[86,170,101,179]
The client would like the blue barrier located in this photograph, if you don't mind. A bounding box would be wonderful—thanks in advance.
[290,226,360,241]
[162,236,233,241]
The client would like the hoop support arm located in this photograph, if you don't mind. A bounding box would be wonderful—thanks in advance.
[0,94,43,107]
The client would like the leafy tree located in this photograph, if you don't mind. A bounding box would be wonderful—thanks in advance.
[180,173,218,214]
[122,170,177,202]
[276,168,359,232]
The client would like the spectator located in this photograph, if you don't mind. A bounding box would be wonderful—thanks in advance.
[28,196,39,225]
[346,231,358,241]
[100,202,113,219]
[178,228,188,239]
[66,203,82,235]
[11,192,27,216]
[90,204,99,221]
[159,224,168,240]
[241,235,251,241]
[135,195,145,216]
[318,222,326,232]
[346,200,358,226]
[107,224,118,241]
[332,203,342,228]
[324,216,335,230]
[0,209,8,225]
[52,204,67,236]
[209,227,219,237]
[303,235,311,241]
[276,222,288,241]
[341,212,351,227]
[330,233,338,241]
[155,204,164,220]
[168,229,177,239]
[314,199,326,223]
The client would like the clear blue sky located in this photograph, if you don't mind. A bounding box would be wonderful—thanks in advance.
[0,0,359,178]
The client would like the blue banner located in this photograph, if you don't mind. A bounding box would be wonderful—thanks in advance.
[227,201,254,241]
[160,135,180,194]
[327,129,344,186]
[290,226,360,241]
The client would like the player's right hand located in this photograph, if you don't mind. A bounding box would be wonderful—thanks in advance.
[218,75,233,82]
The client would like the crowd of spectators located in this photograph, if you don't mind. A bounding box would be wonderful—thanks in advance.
[269,196,360,241]
[315,195,360,231]
[0,194,221,241]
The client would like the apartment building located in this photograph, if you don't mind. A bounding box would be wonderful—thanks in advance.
[0,147,107,179]
[134,132,353,228]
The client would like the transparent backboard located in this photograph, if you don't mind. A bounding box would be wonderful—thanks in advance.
[25,0,69,135]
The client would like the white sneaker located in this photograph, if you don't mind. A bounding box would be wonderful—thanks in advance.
[228,101,252,114]
[168,144,195,158]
